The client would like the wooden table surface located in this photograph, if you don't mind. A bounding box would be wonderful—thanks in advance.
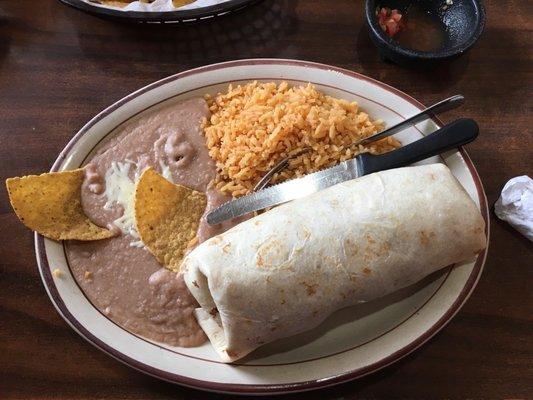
[1,0,532,398]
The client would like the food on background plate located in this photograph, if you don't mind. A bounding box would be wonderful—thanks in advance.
[91,0,197,9]
[205,81,400,197]
[134,168,206,272]
[93,0,140,6]
[6,170,114,241]
[183,164,487,362]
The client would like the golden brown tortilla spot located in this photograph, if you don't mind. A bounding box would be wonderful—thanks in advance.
[344,238,359,258]
[363,267,372,275]
[365,234,376,244]
[363,250,376,263]
[257,238,281,255]
[6,169,114,241]
[419,230,436,246]
[429,173,436,180]
[222,243,231,253]
[255,240,284,269]
[254,220,261,226]
[301,281,318,296]
[134,168,207,272]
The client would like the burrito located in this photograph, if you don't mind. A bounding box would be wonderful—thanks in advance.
[182,164,486,362]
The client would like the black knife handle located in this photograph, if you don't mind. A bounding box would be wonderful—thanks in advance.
[357,118,479,176]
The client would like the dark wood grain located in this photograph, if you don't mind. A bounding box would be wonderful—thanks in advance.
[1,0,532,398]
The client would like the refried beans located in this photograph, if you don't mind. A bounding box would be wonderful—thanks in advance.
[66,98,238,347]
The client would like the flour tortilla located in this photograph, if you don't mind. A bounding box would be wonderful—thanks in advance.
[182,164,487,362]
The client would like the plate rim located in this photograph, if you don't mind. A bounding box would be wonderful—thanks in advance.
[58,0,261,23]
[35,58,490,395]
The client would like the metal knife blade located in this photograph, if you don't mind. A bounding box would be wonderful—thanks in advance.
[206,158,360,225]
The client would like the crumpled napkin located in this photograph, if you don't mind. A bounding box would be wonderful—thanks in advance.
[494,176,533,241]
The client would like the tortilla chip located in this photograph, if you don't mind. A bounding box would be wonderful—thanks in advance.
[6,169,114,241]
[134,168,207,272]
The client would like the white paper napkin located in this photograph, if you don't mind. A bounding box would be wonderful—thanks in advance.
[494,176,533,241]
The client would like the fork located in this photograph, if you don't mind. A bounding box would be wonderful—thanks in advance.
[253,94,464,191]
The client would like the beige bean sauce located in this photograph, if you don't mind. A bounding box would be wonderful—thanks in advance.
[66,98,237,347]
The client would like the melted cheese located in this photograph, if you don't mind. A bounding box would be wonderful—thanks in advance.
[103,161,139,238]
[103,160,174,245]
[159,160,174,183]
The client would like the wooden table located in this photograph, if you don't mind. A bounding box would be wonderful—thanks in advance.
[1,1,531,398]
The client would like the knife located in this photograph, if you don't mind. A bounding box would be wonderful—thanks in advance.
[206,118,479,225]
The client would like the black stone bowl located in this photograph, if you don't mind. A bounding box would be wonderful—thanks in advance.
[365,0,485,67]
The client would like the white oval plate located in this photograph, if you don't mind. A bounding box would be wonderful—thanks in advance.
[36,59,489,395]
